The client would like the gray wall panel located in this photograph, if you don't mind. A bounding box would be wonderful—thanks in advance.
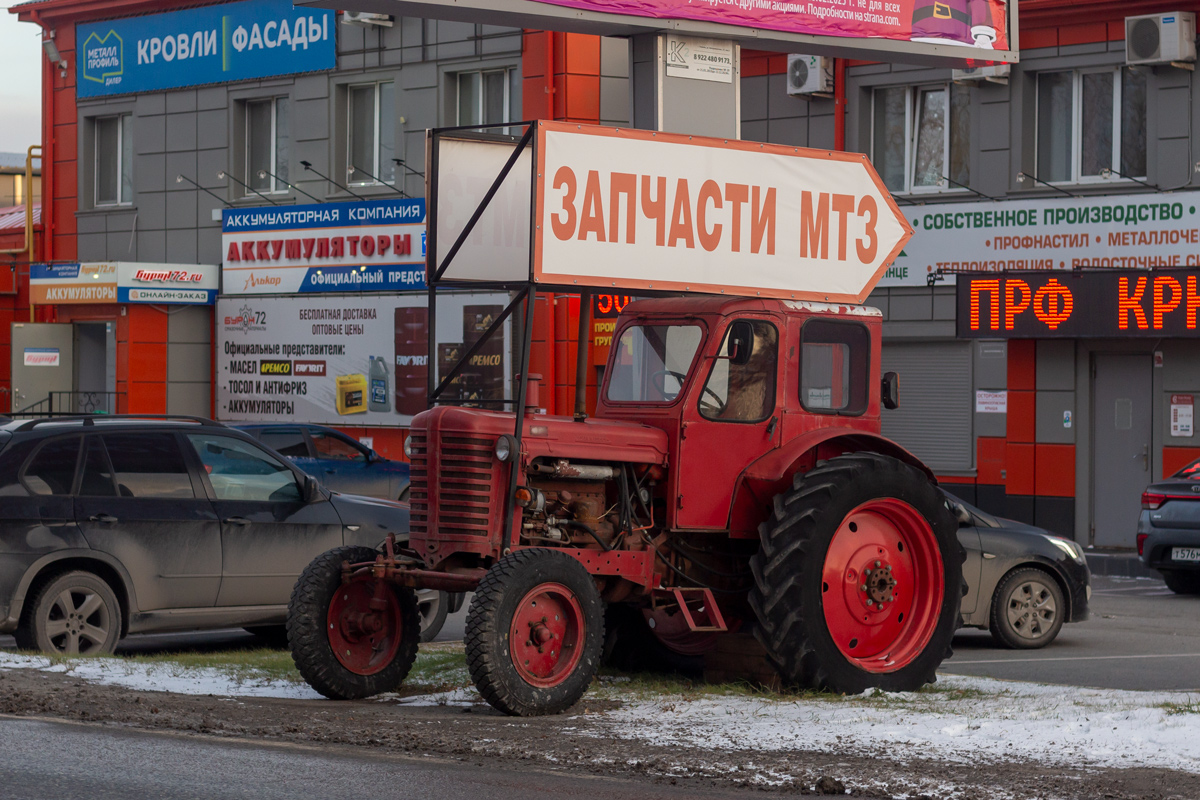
[1036,340,1075,391]
[167,342,211,382]
[1036,390,1076,444]
[166,90,198,114]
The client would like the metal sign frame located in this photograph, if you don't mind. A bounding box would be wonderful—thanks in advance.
[298,0,1018,66]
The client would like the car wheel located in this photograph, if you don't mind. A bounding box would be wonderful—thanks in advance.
[16,571,122,655]
[989,568,1065,649]
[1161,570,1200,595]
[418,589,449,642]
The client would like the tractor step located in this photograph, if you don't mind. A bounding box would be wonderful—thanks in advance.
[667,587,728,633]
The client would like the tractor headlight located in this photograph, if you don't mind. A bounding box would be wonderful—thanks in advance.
[495,434,518,462]
[403,436,413,458]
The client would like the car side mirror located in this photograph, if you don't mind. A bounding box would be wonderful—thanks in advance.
[727,320,754,366]
[954,502,973,527]
[303,474,321,503]
[881,371,900,410]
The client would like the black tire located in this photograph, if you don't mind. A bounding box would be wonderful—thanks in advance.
[1162,570,1200,595]
[287,545,420,700]
[244,625,290,649]
[16,571,122,655]
[749,452,962,694]
[418,589,450,643]
[602,603,704,676]
[989,567,1066,649]
[466,548,604,716]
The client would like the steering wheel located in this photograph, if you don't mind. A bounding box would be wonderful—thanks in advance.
[649,369,687,401]
[698,385,727,417]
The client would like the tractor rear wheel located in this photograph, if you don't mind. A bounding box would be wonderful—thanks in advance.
[749,453,961,694]
[288,545,420,700]
[466,548,604,716]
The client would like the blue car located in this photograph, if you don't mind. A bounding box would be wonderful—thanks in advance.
[231,424,411,503]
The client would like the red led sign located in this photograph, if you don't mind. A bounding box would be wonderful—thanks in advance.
[957,270,1200,338]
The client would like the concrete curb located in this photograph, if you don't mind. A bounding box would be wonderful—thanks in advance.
[1085,552,1160,580]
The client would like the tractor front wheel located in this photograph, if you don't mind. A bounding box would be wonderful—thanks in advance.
[287,545,420,700]
[749,453,962,694]
[466,548,604,716]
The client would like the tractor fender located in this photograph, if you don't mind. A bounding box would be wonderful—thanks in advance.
[727,428,936,538]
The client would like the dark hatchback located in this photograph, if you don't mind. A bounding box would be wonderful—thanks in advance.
[0,416,409,655]
[1139,458,1200,594]
[231,423,411,502]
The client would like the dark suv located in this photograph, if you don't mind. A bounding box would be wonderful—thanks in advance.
[0,416,410,655]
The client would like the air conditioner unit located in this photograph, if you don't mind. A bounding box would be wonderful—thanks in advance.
[952,63,1011,84]
[342,11,394,27]
[1125,12,1195,66]
[786,55,833,96]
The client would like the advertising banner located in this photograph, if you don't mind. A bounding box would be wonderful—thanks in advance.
[957,269,1200,339]
[77,0,335,98]
[222,199,426,295]
[880,191,1200,288]
[30,263,117,304]
[216,292,511,426]
[532,0,1009,52]
[117,262,218,304]
[531,123,911,304]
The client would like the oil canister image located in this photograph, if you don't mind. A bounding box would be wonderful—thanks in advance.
[369,355,390,412]
[335,374,368,415]
[394,306,428,416]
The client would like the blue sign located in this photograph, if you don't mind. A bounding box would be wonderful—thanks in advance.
[221,198,427,295]
[77,0,335,98]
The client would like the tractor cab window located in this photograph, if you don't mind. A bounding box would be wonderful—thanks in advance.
[605,324,703,404]
[800,320,870,415]
[699,320,778,422]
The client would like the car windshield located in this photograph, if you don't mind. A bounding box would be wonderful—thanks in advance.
[605,324,703,403]
[1173,458,1200,480]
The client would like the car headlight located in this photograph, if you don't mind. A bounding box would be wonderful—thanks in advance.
[495,434,518,462]
[1044,535,1085,564]
[403,436,413,458]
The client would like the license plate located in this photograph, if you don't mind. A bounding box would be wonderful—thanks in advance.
[1171,547,1200,562]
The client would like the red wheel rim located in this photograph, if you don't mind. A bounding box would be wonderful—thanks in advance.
[821,498,945,674]
[327,577,404,676]
[509,583,585,688]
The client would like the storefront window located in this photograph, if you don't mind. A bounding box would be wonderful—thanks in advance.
[95,115,133,206]
[456,68,520,134]
[873,84,970,194]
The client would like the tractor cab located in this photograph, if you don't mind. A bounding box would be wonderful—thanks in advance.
[596,296,886,532]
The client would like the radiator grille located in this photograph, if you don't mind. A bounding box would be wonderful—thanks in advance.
[408,430,495,538]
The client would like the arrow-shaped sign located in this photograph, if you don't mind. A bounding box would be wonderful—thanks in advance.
[532,121,911,304]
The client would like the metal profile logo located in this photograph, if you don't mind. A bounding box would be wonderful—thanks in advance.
[81,30,124,86]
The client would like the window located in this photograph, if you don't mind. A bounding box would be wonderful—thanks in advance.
[78,437,117,497]
[1037,67,1147,183]
[605,324,703,404]
[800,320,870,415]
[348,81,395,186]
[95,115,133,206]
[456,68,520,131]
[247,97,290,194]
[259,429,309,458]
[699,321,778,422]
[102,433,195,498]
[873,84,970,194]
[22,437,81,496]
[311,431,366,461]
[187,434,301,502]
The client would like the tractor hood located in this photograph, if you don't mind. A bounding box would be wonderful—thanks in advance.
[413,405,669,465]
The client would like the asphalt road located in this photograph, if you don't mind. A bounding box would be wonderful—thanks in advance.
[943,574,1200,691]
[4,576,1199,690]
[0,717,780,800]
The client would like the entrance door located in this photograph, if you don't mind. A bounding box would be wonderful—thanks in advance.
[1092,354,1152,548]
[11,323,73,414]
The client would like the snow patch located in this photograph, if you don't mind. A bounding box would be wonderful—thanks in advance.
[0,652,322,700]
[589,673,1200,774]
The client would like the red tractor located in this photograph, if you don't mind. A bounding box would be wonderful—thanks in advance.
[286,123,961,716]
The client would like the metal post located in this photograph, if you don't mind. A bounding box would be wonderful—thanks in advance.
[503,288,537,550]
[574,291,590,420]
[425,132,439,405]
